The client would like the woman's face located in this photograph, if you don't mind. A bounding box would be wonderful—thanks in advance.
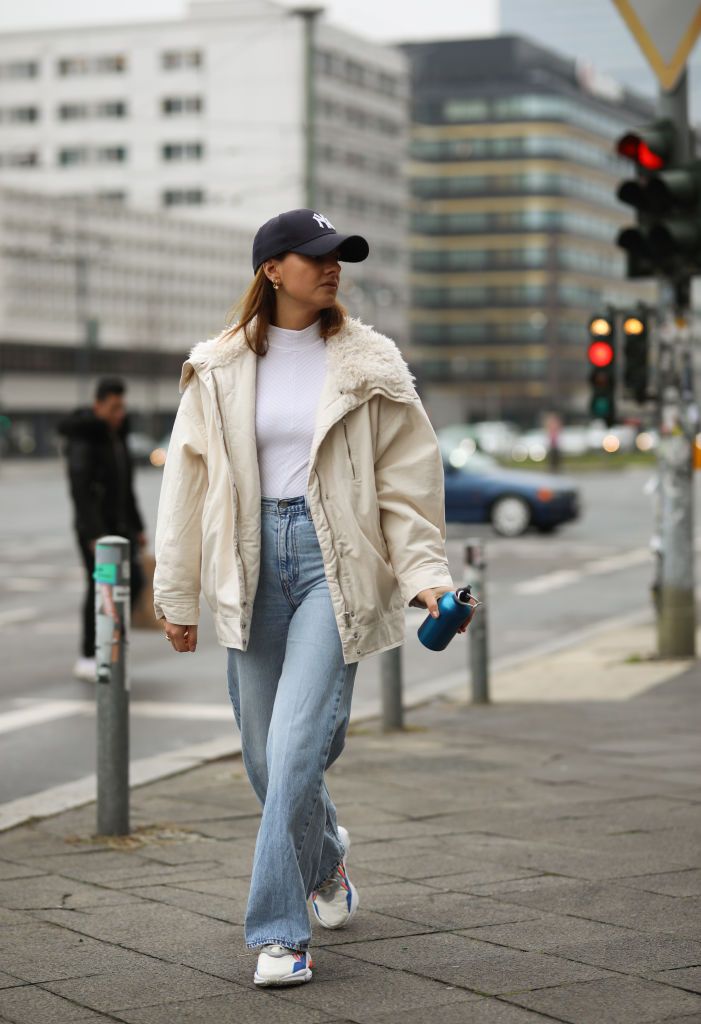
[265,249,341,310]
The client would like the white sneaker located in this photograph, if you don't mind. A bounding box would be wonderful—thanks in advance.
[310,824,359,929]
[253,944,313,986]
[73,657,97,682]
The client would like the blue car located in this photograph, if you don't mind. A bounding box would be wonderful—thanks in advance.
[443,451,580,537]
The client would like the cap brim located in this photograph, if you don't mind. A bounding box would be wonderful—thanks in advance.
[290,232,369,263]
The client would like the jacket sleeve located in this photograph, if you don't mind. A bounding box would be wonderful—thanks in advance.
[374,395,455,607]
[152,377,208,625]
[66,437,107,540]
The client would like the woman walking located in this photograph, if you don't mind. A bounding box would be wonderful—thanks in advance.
[152,208,468,988]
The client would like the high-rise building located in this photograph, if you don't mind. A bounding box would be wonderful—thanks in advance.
[401,35,656,426]
[0,0,411,454]
[0,0,409,343]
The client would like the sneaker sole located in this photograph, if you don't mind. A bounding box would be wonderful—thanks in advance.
[253,966,313,986]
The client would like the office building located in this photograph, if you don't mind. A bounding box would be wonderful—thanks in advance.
[402,35,657,425]
[0,0,409,340]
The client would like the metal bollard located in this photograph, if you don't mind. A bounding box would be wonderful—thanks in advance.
[94,535,131,835]
[464,539,489,704]
[380,645,404,731]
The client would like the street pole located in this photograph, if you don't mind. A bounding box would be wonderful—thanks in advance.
[380,647,404,731]
[656,67,697,658]
[95,535,131,836]
[295,6,323,209]
[465,539,489,703]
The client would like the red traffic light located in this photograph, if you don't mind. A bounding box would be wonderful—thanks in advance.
[617,134,666,170]
[588,340,614,368]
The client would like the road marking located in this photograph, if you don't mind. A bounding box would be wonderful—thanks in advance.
[514,569,582,595]
[0,700,88,736]
[513,545,653,596]
[0,607,36,628]
[0,699,233,737]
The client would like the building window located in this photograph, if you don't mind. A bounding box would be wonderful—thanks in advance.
[161,141,204,161]
[377,72,398,97]
[96,191,127,204]
[0,151,40,167]
[58,103,87,120]
[96,100,127,118]
[58,101,127,120]
[442,99,490,122]
[97,146,127,163]
[0,106,39,124]
[163,189,205,206]
[161,50,203,70]
[161,96,203,116]
[58,147,89,166]
[57,55,127,76]
[0,60,38,79]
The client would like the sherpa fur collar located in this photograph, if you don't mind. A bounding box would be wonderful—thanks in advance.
[179,315,418,401]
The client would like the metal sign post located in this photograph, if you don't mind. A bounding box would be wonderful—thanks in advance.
[465,539,489,704]
[94,535,131,836]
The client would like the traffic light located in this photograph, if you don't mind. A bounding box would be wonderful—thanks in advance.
[622,309,649,404]
[615,118,701,279]
[588,313,616,425]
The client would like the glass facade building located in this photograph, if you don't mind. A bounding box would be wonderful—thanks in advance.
[401,35,657,425]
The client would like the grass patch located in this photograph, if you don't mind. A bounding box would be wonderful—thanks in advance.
[498,451,656,473]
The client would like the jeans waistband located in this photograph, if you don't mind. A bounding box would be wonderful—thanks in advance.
[261,495,313,519]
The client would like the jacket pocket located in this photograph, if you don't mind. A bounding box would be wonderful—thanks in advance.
[342,418,357,479]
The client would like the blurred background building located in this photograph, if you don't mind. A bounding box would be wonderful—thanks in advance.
[0,0,409,452]
[0,0,681,450]
[0,185,251,453]
[402,35,657,426]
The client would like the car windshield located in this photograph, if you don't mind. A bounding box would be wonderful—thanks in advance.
[445,451,499,474]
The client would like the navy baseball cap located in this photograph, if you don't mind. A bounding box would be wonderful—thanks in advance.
[252,208,369,273]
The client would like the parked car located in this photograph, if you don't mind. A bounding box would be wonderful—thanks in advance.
[470,420,521,458]
[443,450,580,537]
[511,429,549,463]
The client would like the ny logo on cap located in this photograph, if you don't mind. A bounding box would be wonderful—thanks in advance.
[312,212,335,230]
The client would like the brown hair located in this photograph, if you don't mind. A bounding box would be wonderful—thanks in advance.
[222,266,347,356]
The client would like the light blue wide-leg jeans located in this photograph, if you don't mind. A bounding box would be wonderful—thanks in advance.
[226,493,358,952]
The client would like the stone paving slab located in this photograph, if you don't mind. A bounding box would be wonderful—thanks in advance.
[0,651,699,1022]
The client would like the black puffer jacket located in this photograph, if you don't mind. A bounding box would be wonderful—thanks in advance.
[57,408,144,540]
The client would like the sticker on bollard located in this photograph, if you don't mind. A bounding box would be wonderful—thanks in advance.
[93,563,118,584]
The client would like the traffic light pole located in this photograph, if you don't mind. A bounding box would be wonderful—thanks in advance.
[655,68,697,659]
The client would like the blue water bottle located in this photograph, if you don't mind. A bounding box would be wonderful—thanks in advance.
[417,586,480,651]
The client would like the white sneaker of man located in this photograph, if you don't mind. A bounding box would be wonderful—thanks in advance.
[310,825,359,929]
[253,944,313,986]
[73,656,97,682]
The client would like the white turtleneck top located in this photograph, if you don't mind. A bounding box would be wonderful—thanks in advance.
[255,318,328,499]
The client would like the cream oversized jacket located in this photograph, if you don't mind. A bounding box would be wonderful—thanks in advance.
[153,314,455,664]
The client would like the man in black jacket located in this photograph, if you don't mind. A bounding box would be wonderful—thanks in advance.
[58,377,146,681]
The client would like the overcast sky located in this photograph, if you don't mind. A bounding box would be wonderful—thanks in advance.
[0,0,499,42]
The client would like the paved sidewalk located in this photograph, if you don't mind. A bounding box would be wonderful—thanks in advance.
[1,642,700,1022]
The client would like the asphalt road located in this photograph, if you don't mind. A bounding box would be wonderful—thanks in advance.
[0,457,696,810]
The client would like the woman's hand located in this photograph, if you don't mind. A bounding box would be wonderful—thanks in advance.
[163,620,198,653]
[414,587,472,634]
